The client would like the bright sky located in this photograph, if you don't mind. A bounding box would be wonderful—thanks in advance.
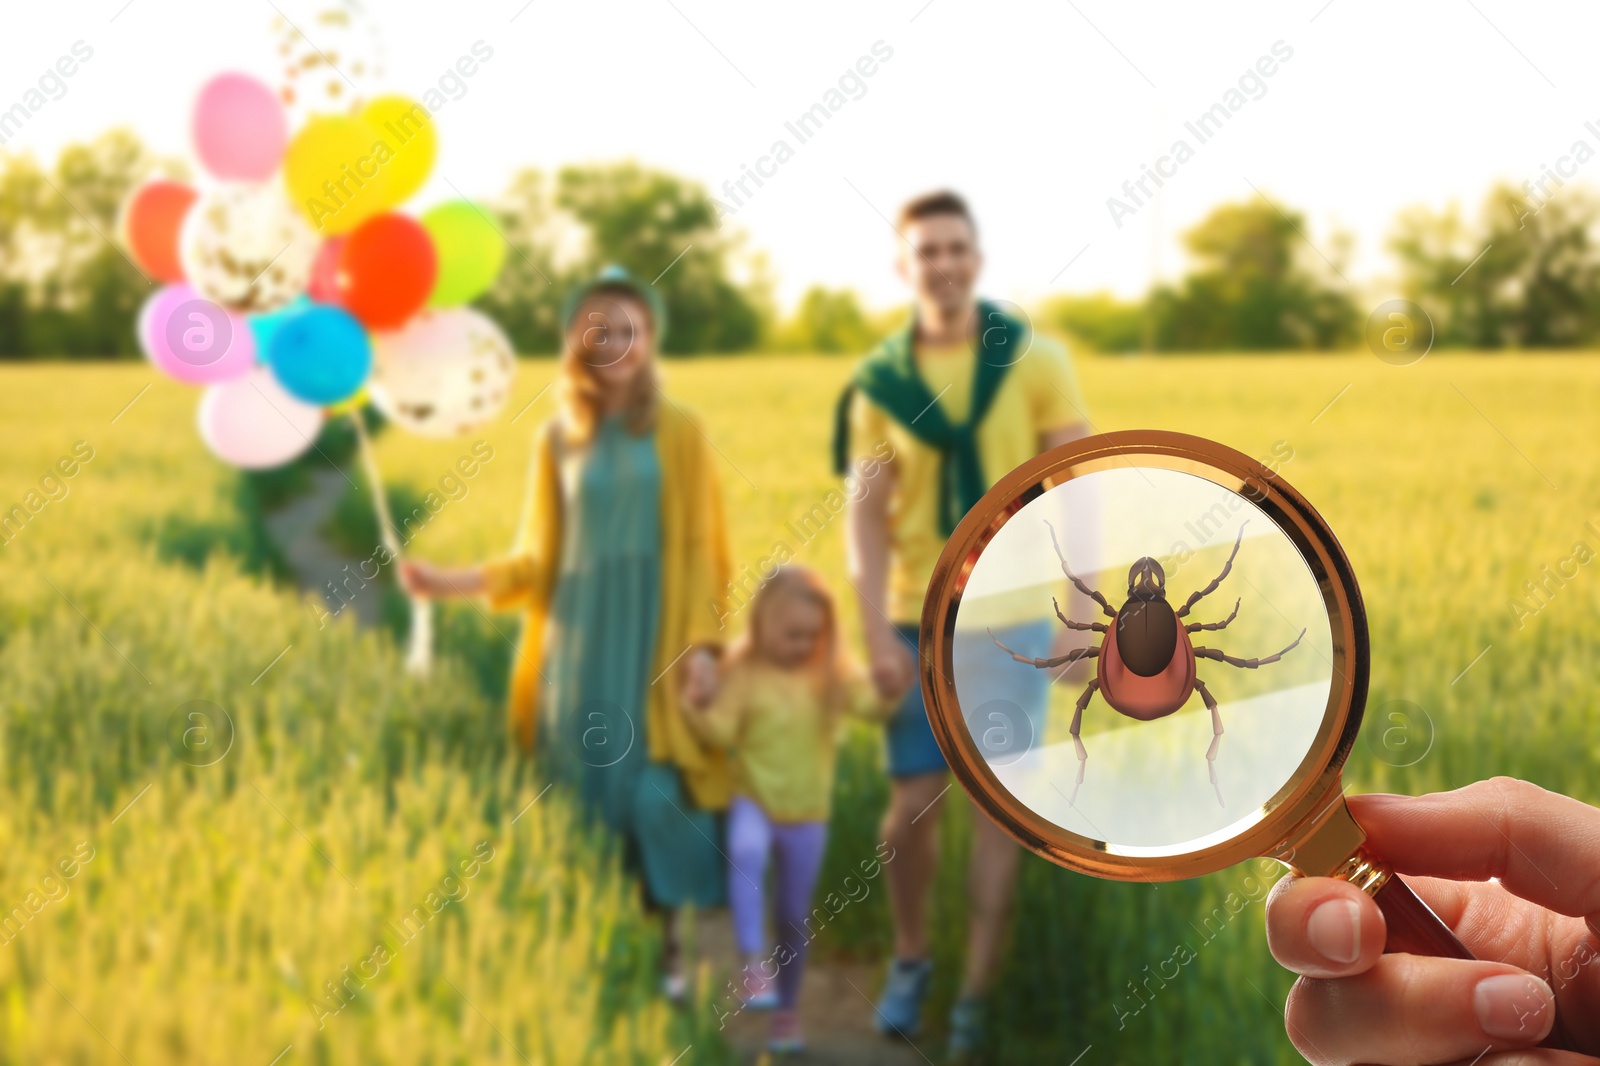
[5,0,1598,310]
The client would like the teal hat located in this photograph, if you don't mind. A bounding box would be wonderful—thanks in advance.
[560,264,667,340]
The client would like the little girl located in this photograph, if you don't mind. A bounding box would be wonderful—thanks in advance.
[685,565,893,1053]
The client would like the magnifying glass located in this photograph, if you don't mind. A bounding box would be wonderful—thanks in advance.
[920,430,1472,960]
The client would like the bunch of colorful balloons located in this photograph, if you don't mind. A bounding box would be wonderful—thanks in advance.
[121,69,516,470]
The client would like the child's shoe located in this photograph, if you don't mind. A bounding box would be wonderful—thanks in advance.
[768,1008,805,1054]
[740,964,779,1010]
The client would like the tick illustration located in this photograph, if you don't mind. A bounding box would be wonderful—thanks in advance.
[991,520,1304,805]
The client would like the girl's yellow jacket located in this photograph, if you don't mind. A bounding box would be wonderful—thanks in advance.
[482,402,734,810]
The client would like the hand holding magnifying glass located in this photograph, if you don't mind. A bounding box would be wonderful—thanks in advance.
[1267,781,1600,1064]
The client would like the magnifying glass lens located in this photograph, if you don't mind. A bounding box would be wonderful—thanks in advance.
[952,466,1334,854]
[925,433,1473,960]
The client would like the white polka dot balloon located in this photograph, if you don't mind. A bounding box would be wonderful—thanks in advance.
[369,308,517,437]
[179,182,318,313]
[272,2,384,124]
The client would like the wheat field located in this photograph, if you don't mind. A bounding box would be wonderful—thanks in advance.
[2,352,1598,1064]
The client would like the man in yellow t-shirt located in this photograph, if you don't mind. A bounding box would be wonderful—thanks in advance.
[838,191,1090,1056]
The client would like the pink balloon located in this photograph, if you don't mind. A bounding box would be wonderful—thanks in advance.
[193,73,288,181]
[307,238,345,303]
[198,367,325,469]
[138,283,257,384]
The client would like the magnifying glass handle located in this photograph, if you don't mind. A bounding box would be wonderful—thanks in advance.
[1337,851,1475,960]
[1375,873,1475,959]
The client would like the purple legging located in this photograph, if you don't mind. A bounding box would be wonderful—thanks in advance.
[726,795,828,1010]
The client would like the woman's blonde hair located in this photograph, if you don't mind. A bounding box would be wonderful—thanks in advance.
[727,565,856,714]
[557,286,660,443]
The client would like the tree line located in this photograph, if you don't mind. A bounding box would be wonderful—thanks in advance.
[5,128,1600,357]
[0,129,768,358]
[1040,185,1600,353]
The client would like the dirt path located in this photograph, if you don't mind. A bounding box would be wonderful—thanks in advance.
[692,912,934,1066]
[261,464,384,626]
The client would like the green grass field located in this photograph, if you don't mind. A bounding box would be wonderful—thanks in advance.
[3,352,1598,1064]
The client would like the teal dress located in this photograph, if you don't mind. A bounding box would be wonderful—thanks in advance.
[540,415,724,908]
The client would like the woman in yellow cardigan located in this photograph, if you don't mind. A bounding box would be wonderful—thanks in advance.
[401,267,733,997]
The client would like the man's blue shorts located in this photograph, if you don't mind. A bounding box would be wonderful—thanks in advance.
[884,619,1054,778]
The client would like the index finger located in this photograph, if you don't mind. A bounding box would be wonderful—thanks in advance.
[1351,779,1600,925]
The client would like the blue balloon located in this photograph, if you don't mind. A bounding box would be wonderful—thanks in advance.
[247,296,310,362]
[267,304,372,405]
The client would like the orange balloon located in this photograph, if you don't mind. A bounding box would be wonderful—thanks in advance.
[124,180,197,283]
[336,214,437,330]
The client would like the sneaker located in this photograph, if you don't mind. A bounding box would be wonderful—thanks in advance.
[946,996,988,1062]
[740,964,779,1010]
[768,1008,805,1054]
[874,958,933,1037]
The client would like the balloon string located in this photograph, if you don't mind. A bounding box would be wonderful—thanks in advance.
[349,411,403,559]
[349,411,434,678]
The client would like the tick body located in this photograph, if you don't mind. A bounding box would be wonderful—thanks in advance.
[1098,594,1196,721]
[990,520,1305,806]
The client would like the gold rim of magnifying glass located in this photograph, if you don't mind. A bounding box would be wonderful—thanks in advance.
[920,430,1369,883]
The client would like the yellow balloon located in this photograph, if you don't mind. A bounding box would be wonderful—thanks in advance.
[326,387,369,416]
[360,95,436,206]
[283,115,393,236]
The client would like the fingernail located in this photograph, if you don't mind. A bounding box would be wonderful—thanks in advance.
[1474,974,1554,1041]
[1306,898,1361,964]
[1354,792,1407,806]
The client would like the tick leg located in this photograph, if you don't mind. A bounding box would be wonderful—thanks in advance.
[1185,598,1240,633]
[1044,518,1116,618]
[1194,628,1306,669]
[1069,679,1099,805]
[989,629,1101,671]
[1052,596,1107,632]
[1195,677,1225,808]
[1175,523,1249,619]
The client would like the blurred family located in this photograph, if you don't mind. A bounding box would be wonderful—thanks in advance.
[402,190,1088,1060]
